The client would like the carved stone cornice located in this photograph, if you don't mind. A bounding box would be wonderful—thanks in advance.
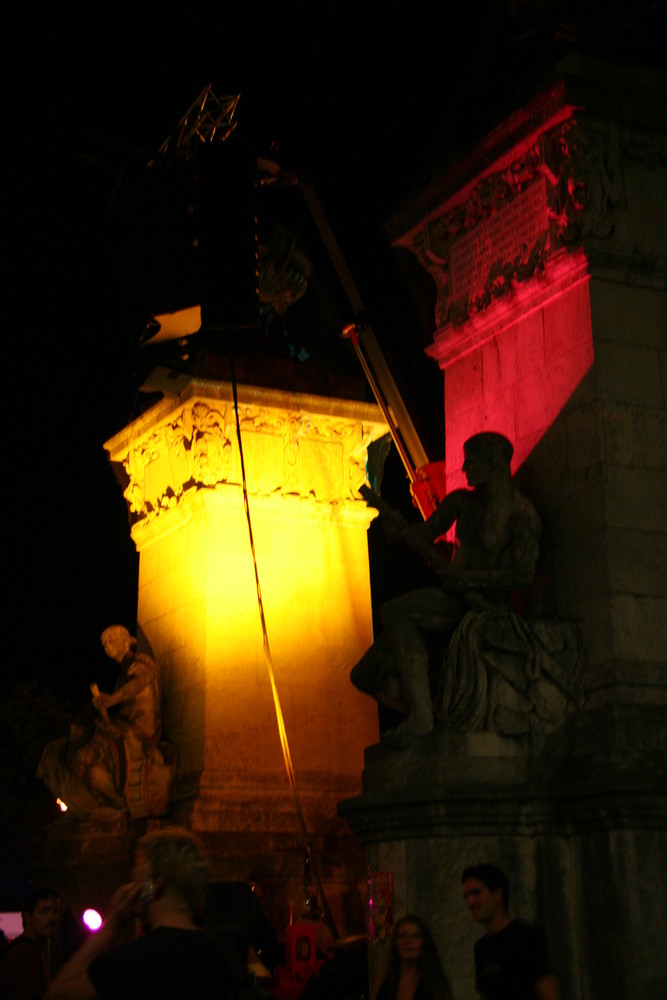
[387,64,667,350]
[104,378,389,527]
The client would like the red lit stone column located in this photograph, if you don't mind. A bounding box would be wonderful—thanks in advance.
[342,59,666,1000]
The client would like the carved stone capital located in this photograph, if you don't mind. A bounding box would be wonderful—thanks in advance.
[389,75,666,338]
[403,115,593,331]
[104,378,389,527]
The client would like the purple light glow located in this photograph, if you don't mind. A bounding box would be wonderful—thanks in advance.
[82,909,103,932]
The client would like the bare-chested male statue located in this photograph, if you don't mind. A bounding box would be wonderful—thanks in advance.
[351,432,541,747]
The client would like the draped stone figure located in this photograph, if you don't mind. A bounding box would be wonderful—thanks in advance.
[38,626,174,819]
[351,433,584,748]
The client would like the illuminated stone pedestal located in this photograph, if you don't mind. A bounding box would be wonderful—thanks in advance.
[104,378,388,934]
[342,57,666,1000]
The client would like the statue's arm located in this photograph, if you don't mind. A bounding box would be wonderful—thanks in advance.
[404,498,540,592]
[92,670,150,713]
[402,493,463,580]
[107,676,147,706]
[509,505,541,586]
[358,484,410,543]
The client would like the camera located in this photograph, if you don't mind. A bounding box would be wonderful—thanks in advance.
[138,880,158,903]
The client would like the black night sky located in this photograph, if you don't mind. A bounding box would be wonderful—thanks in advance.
[4,2,665,895]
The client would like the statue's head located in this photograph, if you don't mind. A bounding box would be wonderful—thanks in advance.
[462,432,513,486]
[101,625,136,663]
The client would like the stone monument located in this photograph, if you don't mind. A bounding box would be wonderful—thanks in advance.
[340,56,666,1000]
[351,431,584,749]
[37,377,390,941]
[38,625,174,820]
[104,378,387,936]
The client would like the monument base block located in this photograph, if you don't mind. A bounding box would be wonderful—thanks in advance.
[339,709,667,1000]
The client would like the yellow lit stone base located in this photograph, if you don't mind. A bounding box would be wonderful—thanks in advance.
[104,379,388,934]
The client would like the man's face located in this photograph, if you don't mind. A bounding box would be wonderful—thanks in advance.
[102,631,129,663]
[463,878,503,925]
[24,897,59,944]
[462,447,493,487]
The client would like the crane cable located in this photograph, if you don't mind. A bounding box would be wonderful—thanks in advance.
[230,360,340,942]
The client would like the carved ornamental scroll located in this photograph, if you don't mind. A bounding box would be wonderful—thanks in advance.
[398,109,664,331]
[105,381,390,525]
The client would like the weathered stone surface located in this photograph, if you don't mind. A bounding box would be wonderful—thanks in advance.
[603,401,667,468]
[341,703,667,997]
[595,339,665,408]
[344,57,667,1000]
[103,378,389,935]
[607,527,667,597]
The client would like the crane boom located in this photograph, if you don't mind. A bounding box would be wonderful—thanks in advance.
[299,173,446,519]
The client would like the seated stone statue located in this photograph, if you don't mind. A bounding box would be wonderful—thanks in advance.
[351,432,584,748]
[434,609,584,738]
[38,626,174,819]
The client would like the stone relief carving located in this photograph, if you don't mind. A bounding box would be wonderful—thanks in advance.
[408,115,634,327]
[115,400,382,522]
[549,120,623,243]
[236,405,289,435]
[190,401,231,486]
[435,611,584,738]
[282,413,303,495]
[415,140,548,327]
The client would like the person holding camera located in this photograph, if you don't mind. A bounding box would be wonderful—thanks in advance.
[47,827,233,1000]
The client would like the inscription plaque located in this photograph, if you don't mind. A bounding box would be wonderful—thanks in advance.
[450,179,548,302]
